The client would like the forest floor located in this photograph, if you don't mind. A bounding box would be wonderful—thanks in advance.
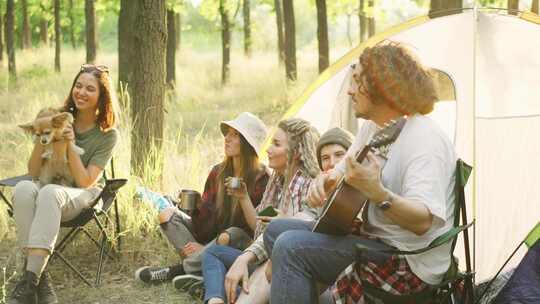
[0,46,325,303]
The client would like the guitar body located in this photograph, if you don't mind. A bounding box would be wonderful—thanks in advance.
[312,117,407,236]
[313,182,368,235]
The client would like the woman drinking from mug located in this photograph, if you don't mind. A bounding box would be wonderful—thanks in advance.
[193,118,321,304]
[135,112,270,286]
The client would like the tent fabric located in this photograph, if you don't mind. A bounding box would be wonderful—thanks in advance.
[493,240,540,304]
[279,9,540,281]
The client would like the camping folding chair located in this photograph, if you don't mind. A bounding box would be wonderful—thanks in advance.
[355,159,475,304]
[0,158,127,287]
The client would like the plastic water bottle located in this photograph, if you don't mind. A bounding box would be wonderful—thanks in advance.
[135,186,172,212]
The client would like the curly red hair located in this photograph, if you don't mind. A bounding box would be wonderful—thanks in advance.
[359,41,438,115]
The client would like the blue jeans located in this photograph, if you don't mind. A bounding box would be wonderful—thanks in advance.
[263,219,392,304]
[201,244,257,303]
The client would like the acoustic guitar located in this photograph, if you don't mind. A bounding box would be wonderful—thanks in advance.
[313,117,407,235]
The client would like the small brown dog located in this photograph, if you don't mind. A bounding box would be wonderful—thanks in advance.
[19,107,84,186]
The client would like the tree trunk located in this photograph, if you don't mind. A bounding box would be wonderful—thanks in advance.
[166,9,176,89]
[131,0,167,181]
[175,13,181,50]
[282,0,296,81]
[118,0,138,104]
[7,0,16,78]
[219,0,231,85]
[85,0,97,63]
[21,0,31,49]
[533,0,539,14]
[346,13,352,47]
[39,18,49,45]
[367,0,375,37]
[54,0,61,72]
[359,0,367,42]
[274,0,285,64]
[315,0,329,73]
[508,0,519,15]
[0,11,4,63]
[243,0,251,57]
[68,0,76,48]
[429,0,462,18]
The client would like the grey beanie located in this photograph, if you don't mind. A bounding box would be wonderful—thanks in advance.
[316,127,354,168]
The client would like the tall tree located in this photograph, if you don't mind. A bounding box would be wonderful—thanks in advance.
[0,7,4,63]
[118,0,138,102]
[166,9,176,89]
[429,0,462,17]
[6,0,16,78]
[367,0,375,37]
[68,0,76,48]
[315,0,329,73]
[508,0,519,15]
[282,0,296,81]
[175,13,181,50]
[219,0,231,84]
[54,0,61,72]
[21,0,31,49]
[533,0,539,14]
[358,0,367,42]
[274,0,285,64]
[131,0,167,180]
[39,5,49,46]
[243,0,251,57]
[85,0,98,63]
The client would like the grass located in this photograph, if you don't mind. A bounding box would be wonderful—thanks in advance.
[0,46,320,303]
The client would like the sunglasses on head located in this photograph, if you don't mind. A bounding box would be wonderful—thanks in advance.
[80,64,109,73]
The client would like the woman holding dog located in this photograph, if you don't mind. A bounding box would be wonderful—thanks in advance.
[195,118,321,304]
[8,64,119,304]
[135,112,270,289]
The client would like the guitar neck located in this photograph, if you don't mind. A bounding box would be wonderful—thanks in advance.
[355,145,372,164]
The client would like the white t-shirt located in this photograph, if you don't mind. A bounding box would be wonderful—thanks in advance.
[334,114,457,285]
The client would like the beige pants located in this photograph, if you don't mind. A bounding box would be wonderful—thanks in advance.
[12,180,100,253]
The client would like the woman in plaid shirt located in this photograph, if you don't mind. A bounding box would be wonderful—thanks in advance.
[135,112,270,285]
[197,118,321,304]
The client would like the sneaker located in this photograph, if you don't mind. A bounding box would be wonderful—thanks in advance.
[172,274,203,292]
[135,264,184,284]
[187,279,205,301]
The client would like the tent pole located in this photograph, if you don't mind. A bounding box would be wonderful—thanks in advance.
[472,3,478,285]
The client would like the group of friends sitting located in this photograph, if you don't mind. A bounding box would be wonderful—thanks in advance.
[7,41,458,304]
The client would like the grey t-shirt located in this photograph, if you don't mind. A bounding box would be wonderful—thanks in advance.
[75,126,119,188]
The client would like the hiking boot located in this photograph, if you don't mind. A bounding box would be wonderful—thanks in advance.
[7,271,39,304]
[135,264,184,284]
[172,274,203,292]
[37,272,58,304]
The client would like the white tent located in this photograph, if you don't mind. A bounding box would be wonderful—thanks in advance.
[280,8,540,281]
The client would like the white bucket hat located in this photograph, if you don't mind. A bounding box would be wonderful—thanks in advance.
[220,112,268,157]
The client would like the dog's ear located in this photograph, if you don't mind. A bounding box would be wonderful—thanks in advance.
[19,122,35,133]
[51,112,73,127]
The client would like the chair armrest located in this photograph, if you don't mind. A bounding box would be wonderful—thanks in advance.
[0,175,32,187]
[355,223,473,257]
[91,178,128,211]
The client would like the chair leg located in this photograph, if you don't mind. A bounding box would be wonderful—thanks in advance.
[54,227,81,254]
[81,227,116,261]
[53,251,94,287]
[94,215,113,286]
[0,189,14,216]
[113,197,122,251]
